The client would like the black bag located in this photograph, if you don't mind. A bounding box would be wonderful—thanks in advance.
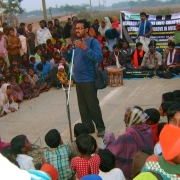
[162,71,174,79]
[90,39,108,89]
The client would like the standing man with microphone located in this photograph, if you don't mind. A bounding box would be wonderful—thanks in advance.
[63,19,105,137]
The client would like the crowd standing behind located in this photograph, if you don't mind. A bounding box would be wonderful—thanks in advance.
[0,12,180,180]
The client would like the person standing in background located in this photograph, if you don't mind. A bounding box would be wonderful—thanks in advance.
[137,12,153,52]
[64,18,72,45]
[26,24,35,55]
[54,19,64,39]
[36,20,52,45]
[0,31,9,67]
[71,16,78,43]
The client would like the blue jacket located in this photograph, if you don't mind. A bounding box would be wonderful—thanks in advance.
[64,37,103,82]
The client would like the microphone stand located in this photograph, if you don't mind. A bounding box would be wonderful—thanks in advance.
[61,49,75,142]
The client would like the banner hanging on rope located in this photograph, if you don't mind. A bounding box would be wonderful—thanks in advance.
[121,11,180,49]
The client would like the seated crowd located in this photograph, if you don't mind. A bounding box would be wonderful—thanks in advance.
[1,16,180,117]
[1,89,180,179]
[1,16,180,180]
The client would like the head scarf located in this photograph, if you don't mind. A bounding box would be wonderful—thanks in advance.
[104,17,112,28]
[168,36,174,42]
[1,83,10,95]
[41,164,58,180]
[81,175,103,180]
[160,124,180,161]
[133,172,158,180]
[1,83,10,101]
[125,107,149,127]
[94,18,99,24]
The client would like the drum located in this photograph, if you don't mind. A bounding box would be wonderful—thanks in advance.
[106,66,123,87]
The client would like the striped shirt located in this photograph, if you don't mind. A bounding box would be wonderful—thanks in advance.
[44,144,74,180]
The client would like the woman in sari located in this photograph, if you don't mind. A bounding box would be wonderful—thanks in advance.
[0,83,18,115]
[103,107,153,180]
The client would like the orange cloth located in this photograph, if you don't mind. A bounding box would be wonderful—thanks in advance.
[160,124,180,161]
[133,50,143,68]
[41,164,58,180]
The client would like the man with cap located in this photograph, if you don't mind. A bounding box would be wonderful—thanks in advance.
[139,40,162,71]
[136,12,153,52]
[26,23,36,55]
[141,124,180,179]
[132,42,146,69]
[163,36,174,62]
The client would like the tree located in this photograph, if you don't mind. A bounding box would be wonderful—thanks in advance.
[0,0,23,26]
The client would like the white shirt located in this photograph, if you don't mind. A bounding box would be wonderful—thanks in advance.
[0,154,31,180]
[36,27,52,45]
[154,141,162,155]
[19,35,27,56]
[99,168,126,180]
[16,154,35,170]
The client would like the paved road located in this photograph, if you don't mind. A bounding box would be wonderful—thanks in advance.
[0,78,179,147]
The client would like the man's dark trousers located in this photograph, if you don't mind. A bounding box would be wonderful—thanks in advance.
[76,81,105,132]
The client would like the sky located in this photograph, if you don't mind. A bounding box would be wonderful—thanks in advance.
[21,0,119,12]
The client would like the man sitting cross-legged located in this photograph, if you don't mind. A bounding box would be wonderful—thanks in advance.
[164,41,180,74]
[139,41,163,71]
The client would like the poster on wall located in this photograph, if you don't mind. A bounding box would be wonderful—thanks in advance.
[121,11,180,50]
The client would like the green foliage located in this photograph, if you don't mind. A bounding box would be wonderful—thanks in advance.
[0,0,24,14]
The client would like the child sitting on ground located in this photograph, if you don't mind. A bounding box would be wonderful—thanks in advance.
[36,63,50,90]
[173,90,180,100]
[98,149,125,180]
[154,122,167,156]
[46,39,54,55]
[11,135,35,170]
[162,92,174,102]
[28,67,48,93]
[29,55,36,68]
[35,46,42,62]
[71,133,100,179]
[159,101,175,117]
[8,74,24,102]
[0,83,18,115]
[21,74,40,99]
[144,108,160,146]
[43,129,74,180]
[142,124,180,179]
[167,102,180,127]
[41,44,47,54]
[68,123,89,159]
[57,63,71,87]
[11,59,26,74]
[11,64,24,85]
[1,145,19,167]
[21,54,29,69]
[3,68,11,82]
[0,76,6,87]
